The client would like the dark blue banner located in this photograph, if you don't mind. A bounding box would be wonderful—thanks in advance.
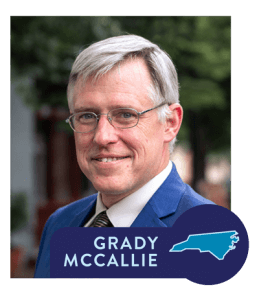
[50,205,249,284]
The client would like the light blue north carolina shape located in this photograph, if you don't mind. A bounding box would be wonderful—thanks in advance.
[169,231,239,260]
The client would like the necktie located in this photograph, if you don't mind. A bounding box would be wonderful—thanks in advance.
[89,211,114,227]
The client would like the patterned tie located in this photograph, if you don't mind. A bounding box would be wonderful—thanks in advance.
[89,211,114,227]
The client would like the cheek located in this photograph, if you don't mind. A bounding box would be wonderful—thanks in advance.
[74,133,91,149]
[122,132,144,154]
[74,135,92,163]
[134,123,164,148]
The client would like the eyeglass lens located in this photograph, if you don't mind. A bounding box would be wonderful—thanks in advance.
[71,108,139,132]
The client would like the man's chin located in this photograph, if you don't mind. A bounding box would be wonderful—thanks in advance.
[93,181,134,198]
[97,186,131,196]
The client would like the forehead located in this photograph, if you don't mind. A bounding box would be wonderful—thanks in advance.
[73,58,153,110]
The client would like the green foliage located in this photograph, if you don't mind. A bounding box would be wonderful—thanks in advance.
[180,77,226,110]
[11,192,29,233]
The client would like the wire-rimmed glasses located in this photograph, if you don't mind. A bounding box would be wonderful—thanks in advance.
[66,102,167,133]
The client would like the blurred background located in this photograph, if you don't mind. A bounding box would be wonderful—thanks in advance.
[11,16,230,277]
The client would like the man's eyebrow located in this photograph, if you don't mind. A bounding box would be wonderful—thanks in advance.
[73,104,140,114]
[73,107,98,113]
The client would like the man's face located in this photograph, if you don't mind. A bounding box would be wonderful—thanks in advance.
[73,59,173,207]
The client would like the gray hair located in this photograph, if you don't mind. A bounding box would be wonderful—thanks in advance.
[67,34,179,153]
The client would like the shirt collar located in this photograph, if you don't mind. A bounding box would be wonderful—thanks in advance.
[93,161,172,227]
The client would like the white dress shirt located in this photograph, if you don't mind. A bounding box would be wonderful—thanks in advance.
[84,161,172,227]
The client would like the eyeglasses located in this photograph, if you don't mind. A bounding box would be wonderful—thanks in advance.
[66,102,167,133]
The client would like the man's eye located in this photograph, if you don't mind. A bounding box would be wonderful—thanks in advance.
[121,112,133,119]
[81,113,95,120]
[76,113,96,123]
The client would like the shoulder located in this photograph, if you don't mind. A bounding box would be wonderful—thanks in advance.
[180,184,215,208]
[34,194,97,278]
[173,182,215,221]
[154,164,215,226]
[51,194,97,221]
[46,194,97,229]
[160,183,215,227]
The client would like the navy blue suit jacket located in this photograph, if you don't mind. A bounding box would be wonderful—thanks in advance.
[34,163,214,278]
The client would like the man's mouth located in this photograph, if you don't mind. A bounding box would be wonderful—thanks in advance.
[93,156,130,163]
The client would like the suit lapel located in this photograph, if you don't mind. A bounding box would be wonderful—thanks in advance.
[131,163,186,227]
[131,201,167,227]
[68,197,97,227]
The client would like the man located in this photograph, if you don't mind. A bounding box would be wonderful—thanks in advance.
[34,34,214,277]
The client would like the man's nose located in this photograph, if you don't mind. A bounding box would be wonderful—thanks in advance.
[93,115,119,146]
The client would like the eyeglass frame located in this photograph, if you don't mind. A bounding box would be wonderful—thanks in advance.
[65,102,168,133]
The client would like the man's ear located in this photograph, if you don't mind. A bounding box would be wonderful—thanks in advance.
[164,103,183,143]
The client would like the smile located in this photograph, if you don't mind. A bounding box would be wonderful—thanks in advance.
[94,156,129,163]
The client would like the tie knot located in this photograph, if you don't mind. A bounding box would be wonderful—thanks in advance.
[89,211,113,227]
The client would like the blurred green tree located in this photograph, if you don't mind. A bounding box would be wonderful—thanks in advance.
[11,16,230,190]
[11,192,28,236]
